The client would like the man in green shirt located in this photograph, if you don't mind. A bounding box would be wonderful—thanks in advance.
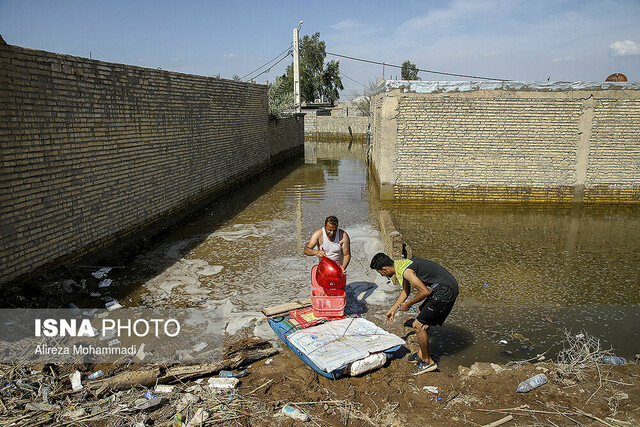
[370,252,458,375]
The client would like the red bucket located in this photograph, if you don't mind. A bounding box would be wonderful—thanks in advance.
[316,256,344,288]
[311,288,346,317]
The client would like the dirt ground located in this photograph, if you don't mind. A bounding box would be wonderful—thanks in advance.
[2,343,638,426]
[1,281,638,426]
[241,349,640,426]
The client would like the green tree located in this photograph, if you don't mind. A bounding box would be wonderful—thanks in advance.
[401,60,420,80]
[268,76,294,119]
[279,32,344,103]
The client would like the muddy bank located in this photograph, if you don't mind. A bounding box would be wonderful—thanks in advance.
[3,346,638,426]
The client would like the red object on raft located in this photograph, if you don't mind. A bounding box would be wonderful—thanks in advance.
[314,256,344,288]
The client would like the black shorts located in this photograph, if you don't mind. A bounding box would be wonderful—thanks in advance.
[416,288,456,326]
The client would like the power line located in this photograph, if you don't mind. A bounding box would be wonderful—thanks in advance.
[241,44,293,81]
[248,49,293,82]
[339,72,366,88]
[327,51,510,82]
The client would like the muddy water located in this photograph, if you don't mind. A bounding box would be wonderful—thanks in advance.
[383,201,640,368]
[111,141,639,369]
[114,141,394,338]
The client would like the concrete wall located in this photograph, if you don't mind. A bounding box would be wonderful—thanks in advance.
[370,81,640,203]
[0,41,303,285]
[303,108,369,142]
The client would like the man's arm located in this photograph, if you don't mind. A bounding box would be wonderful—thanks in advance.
[303,229,325,258]
[398,268,431,311]
[386,276,412,323]
[341,231,351,270]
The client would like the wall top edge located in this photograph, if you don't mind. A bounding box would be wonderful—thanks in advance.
[373,80,640,95]
[1,42,266,87]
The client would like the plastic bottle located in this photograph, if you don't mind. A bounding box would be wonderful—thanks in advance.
[602,356,626,365]
[87,370,104,380]
[516,373,548,393]
[281,404,310,422]
[218,369,248,378]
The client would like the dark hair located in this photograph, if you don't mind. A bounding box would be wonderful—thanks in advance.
[325,216,339,226]
[370,253,393,270]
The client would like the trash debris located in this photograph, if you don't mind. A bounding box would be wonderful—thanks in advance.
[186,408,210,426]
[58,280,76,293]
[155,384,176,393]
[498,339,508,345]
[265,358,273,365]
[92,267,112,279]
[136,342,147,361]
[99,278,113,288]
[0,337,278,424]
[349,352,386,376]
[87,369,104,380]
[90,292,102,297]
[70,370,83,391]
[185,384,205,393]
[219,369,248,378]
[176,392,200,412]
[133,396,162,411]
[100,327,117,341]
[105,299,121,310]
[281,403,310,421]
[192,341,208,352]
[208,377,239,391]
[423,386,439,394]
[41,385,50,403]
[516,373,548,393]
[602,356,626,365]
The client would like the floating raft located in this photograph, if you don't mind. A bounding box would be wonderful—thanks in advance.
[263,301,404,379]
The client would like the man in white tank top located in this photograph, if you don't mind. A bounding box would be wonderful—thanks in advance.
[304,215,351,271]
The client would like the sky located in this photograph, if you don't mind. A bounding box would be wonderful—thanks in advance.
[1,0,639,99]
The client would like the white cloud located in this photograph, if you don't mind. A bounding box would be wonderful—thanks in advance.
[170,57,179,62]
[224,53,235,58]
[331,19,363,31]
[552,56,576,63]
[609,40,640,56]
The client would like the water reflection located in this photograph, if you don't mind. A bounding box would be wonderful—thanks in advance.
[384,203,640,306]
[382,201,640,365]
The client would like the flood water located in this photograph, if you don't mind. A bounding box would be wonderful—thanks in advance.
[110,141,639,369]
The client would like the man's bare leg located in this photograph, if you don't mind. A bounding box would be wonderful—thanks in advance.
[413,319,435,364]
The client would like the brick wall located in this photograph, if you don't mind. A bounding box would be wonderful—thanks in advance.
[0,42,303,285]
[268,115,305,163]
[370,81,640,203]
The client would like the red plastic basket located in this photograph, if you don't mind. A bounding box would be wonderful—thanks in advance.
[311,288,346,317]
[311,265,345,290]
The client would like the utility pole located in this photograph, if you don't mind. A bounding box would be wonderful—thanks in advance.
[293,21,303,113]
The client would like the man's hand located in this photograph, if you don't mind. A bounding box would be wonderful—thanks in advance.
[316,249,326,259]
[398,302,411,312]
[385,308,396,324]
